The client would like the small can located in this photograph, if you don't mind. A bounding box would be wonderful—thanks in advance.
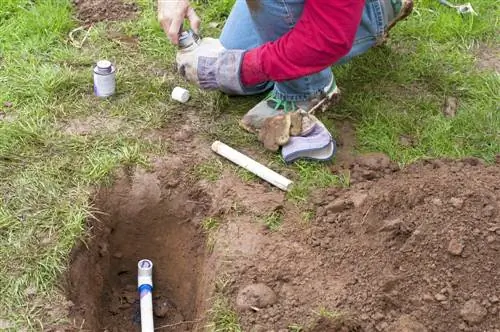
[93,60,116,97]
[178,29,200,51]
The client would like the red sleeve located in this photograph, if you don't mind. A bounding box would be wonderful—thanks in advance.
[240,0,365,86]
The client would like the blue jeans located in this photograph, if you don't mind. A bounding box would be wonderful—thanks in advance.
[220,0,386,101]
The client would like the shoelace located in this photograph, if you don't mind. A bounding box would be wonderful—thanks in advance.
[265,92,298,113]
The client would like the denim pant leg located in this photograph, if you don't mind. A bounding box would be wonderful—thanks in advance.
[220,0,386,99]
[220,0,330,101]
[336,0,386,66]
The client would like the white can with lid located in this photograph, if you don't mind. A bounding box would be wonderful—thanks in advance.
[93,60,116,97]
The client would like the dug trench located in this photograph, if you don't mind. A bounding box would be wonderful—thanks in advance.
[66,157,214,331]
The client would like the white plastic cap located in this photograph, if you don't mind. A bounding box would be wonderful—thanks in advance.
[171,87,190,103]
[97,60,112,69]
[138,259,153,287]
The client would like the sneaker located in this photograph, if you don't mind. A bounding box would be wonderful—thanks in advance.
[387,0,414,31]
[239,76,340,133]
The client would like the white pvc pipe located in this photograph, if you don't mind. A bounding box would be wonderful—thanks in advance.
[138,259,154,332]
[211,140,293,192]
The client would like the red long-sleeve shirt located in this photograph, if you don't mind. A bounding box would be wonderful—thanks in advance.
[240,0,365,86]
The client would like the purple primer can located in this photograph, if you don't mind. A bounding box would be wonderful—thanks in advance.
[93,60,116,97]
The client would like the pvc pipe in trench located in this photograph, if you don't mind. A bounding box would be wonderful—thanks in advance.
[138,259,154,332]
[211,140,293,192]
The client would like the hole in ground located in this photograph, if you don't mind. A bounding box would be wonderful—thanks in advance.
[66,168,211,331]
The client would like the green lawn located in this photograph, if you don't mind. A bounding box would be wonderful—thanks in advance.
[0,0,498,330]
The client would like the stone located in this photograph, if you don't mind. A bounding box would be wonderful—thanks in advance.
[236,283,277,310]
[435,293,447,302]
[450,197,464,208]
[460,299,487,324]
[431,198,443,206]
[153,298,175,318]
[447,238,464,256]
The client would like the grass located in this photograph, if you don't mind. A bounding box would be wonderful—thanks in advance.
[0,0,498,330]
[206,275,242,332]
[263,210,284,231]
[201,217,220,252]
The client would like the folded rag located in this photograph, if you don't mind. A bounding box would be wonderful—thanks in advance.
[281,117,336,163]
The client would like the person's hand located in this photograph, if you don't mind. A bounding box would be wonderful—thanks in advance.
[175,38,247,95]
[158,0,200,44]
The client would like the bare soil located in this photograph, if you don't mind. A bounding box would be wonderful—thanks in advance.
[67,142,500,332]
[219,156,500,331]
[476,44,500,73]
[73,0,139,24]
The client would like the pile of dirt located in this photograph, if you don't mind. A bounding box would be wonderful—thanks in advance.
[218,157,500,331]
[73,0,139,24]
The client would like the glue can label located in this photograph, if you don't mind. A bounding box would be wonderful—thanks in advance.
[93,60,116,97]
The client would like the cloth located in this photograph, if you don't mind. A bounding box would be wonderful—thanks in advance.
[220,0,388,99]
[175,38,247,95]
[281,118,337,164]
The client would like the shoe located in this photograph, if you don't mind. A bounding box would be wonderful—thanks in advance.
[387,0,414,31]
[281,117,337,164]
[239,76,340,134]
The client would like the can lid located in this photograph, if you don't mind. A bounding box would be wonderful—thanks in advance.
[96,60,112,72]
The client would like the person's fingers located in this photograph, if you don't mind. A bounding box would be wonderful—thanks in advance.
[168,16,184,44]
[186,7,201,34]
[160,17,171,36]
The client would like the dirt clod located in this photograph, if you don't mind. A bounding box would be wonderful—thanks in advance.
[460,299,487,324]
[388,315,428,332]
[447,238,465,256]
[236,283,277,310]
[450,197,464,208]
[434,293,447,302]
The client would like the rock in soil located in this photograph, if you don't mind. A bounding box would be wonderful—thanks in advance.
[460,299,487,324]
[236,283,277,310]
[447,238,464,256]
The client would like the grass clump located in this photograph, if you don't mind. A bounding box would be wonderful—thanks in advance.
[201,217,221,252]
[206,275,242,332]
[263,210,284,231]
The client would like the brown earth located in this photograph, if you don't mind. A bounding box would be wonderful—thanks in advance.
[66,143,500,332]
[218,157,500,331]
[476,44,500,73]
[73,0,139,24]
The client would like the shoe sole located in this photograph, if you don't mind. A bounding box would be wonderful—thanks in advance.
[388,0,414,31]
[308,86,341,114]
